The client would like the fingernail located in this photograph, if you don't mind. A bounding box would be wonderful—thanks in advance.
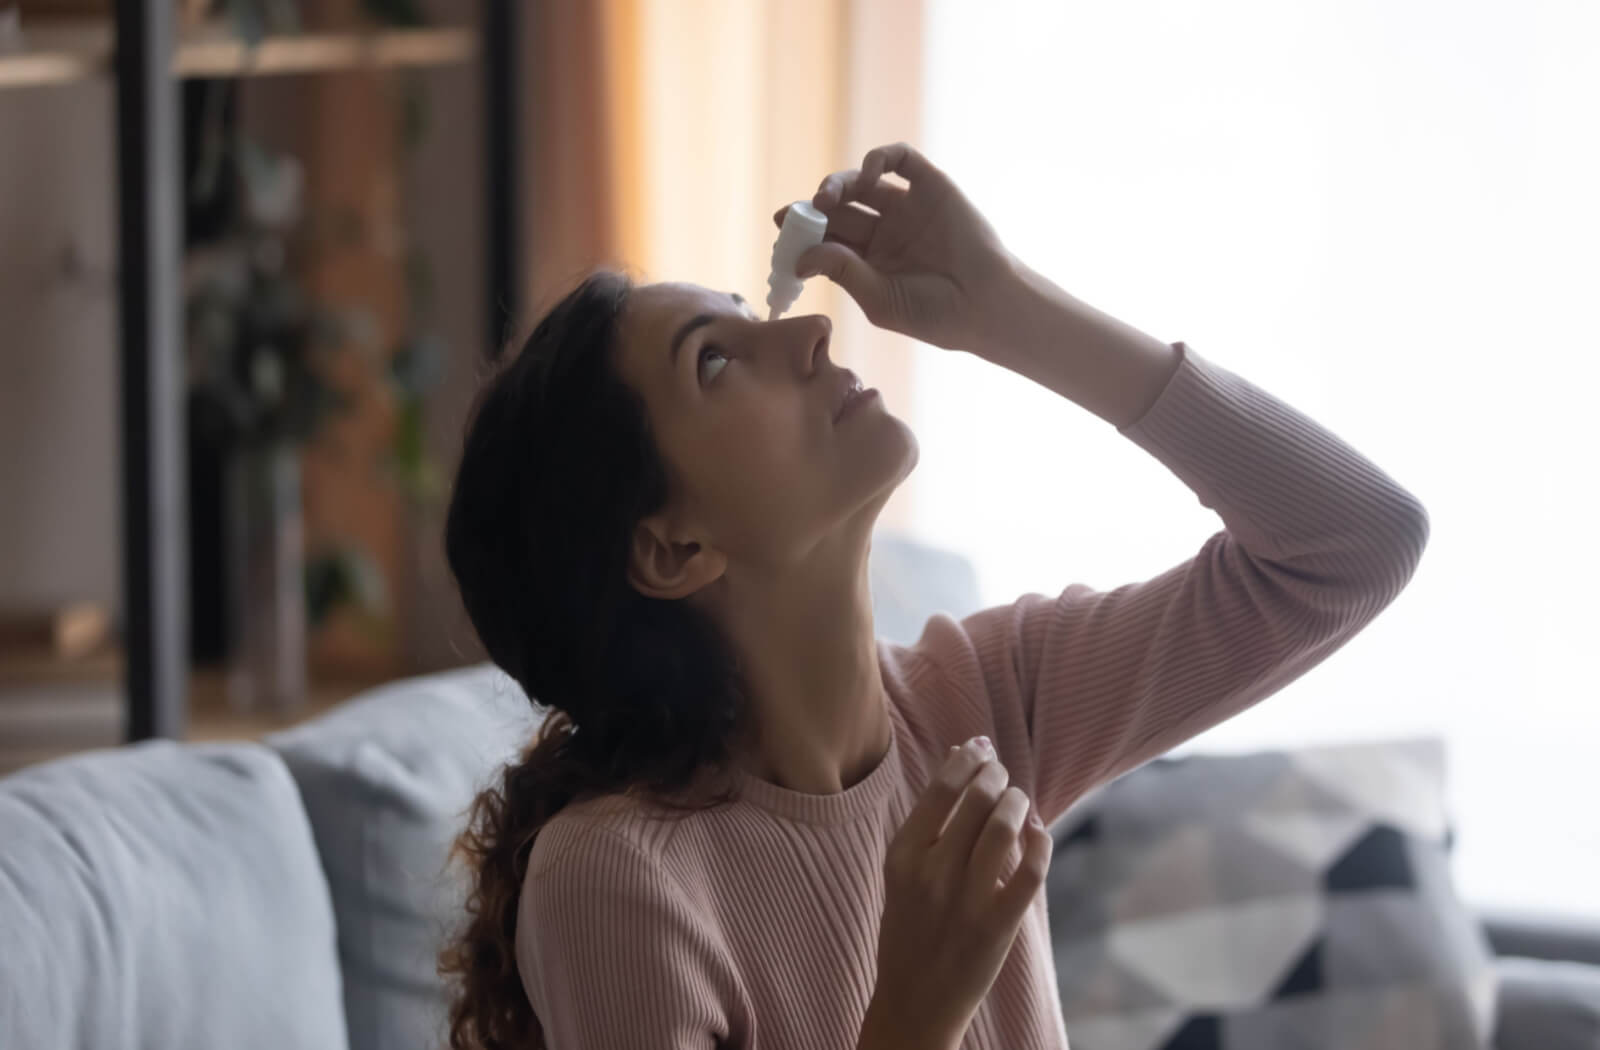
[976,735,993,755]
[1029,812,1044,828]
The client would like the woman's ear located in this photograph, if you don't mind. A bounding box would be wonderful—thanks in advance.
[626,516,726,600]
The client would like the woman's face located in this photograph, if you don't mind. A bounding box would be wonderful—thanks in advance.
[614,281,918,589]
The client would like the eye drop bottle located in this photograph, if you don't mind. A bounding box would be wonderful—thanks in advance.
[766,201,828,321]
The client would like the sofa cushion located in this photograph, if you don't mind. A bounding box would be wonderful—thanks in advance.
[265,664,545,1050]
[869,529,983,645]
[1045,737,1498,1050]
[0,740,347,1050]
[1492,956,1600,1050]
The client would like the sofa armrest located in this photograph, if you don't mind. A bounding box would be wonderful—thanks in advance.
[1480,907,1600,966]
[1493,956,1600,1050]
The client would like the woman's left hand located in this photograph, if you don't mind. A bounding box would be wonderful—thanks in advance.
[772,142,1020,353]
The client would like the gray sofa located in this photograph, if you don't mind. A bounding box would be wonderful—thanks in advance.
[2,531,1597,1050]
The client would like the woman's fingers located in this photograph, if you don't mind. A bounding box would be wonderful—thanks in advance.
[814,166,912,216]
[858,141,945,194]
[769,141,938,258]
[857,179,909,217]
[813,168,861,210]
[773,199,880,251]
[822,201,881,246]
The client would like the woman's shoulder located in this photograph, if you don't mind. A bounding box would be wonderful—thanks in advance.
[524,781,724,883]
[878,631,996,745]
[523,792,648,878]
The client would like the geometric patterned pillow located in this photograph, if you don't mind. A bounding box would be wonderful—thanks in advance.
[1045,737,1498,1050]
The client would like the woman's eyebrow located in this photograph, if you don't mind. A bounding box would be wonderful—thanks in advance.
[669,314,717,369]
[668,293,752,368]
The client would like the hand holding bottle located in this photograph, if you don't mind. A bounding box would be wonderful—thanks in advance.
[772,142,1021,354]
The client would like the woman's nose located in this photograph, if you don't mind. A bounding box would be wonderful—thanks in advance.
[792,313,832,374]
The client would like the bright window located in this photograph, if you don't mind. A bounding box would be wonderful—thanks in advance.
[918,0,1599,917]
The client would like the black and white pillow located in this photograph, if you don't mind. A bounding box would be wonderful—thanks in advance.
[1045,737,1497,1050]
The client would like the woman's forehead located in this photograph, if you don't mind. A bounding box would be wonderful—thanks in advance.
[632,282,755,322]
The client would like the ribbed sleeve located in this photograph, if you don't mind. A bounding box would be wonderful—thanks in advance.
[917,340,1431,826]
[516,821,738,1049]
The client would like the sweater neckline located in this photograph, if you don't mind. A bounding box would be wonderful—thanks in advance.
[732,653,903,826]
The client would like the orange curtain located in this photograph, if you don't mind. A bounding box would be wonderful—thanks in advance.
[520,1,628,300]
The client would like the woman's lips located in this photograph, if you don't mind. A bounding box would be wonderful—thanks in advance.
[836,386,880,421]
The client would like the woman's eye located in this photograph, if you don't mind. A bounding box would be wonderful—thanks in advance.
[697,345,729,384]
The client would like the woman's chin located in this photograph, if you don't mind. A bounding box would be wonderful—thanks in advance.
[858,423,919,504]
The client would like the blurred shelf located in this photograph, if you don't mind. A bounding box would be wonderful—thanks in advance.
[177,24,478,78]
[0,646,122,777]
[184,666,382,742]
[0,20,478,89]
[0,652,387,776]
[0,23,104,87]
[0,640,122,686]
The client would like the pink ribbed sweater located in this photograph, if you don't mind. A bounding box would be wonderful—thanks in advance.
[514,340,1430,1050]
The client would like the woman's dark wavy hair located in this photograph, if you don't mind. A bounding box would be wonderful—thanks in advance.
[437,268,756,1050]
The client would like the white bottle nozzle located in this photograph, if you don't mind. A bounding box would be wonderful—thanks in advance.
[766,201,828,320]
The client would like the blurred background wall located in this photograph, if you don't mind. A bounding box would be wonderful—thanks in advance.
[0,70,120,617]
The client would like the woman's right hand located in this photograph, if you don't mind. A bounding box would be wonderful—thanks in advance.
[868,736,1053,1050]
[772,142,1020,354]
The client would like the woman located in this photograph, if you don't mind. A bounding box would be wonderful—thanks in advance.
[438,142,1430,1050]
